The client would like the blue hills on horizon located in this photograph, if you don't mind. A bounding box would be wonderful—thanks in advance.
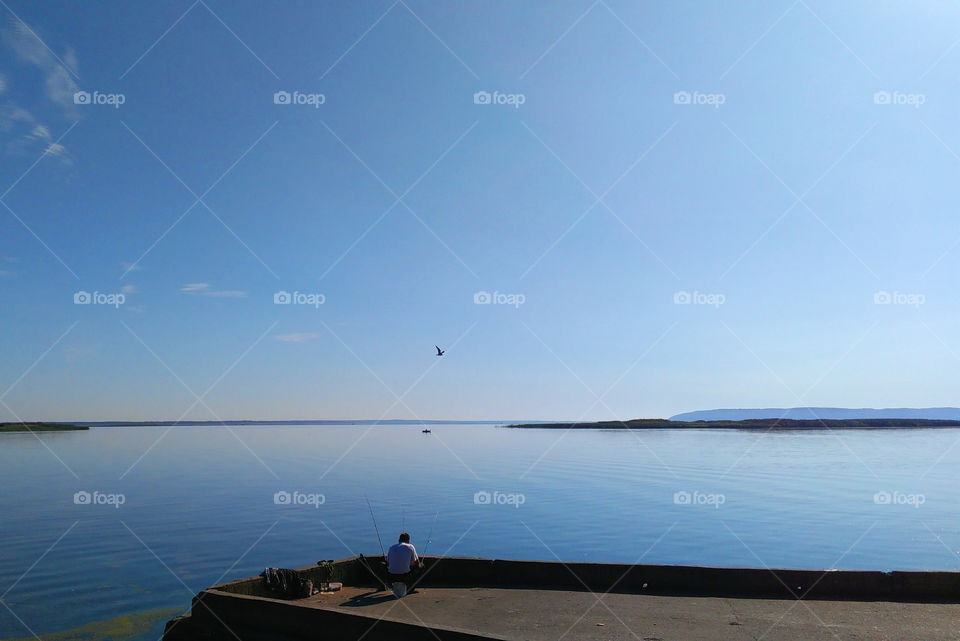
[669,407,960,421]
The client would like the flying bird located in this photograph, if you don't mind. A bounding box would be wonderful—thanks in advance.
[435,345,445,356]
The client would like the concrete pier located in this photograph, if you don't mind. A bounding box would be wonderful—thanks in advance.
[163,556,960,640]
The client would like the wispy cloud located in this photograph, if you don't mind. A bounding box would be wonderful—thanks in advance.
[120,284,137,294]
[24,121,70,161]
[3,21,78,112]
[180,283,247,298]
[274,333,319,343]
[0,21,77,164]
[120,261,141,273]
[0,103,70,163]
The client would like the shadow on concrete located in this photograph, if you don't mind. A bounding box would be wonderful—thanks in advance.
[340,590,408,607]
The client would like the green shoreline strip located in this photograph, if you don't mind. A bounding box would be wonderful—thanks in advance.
[0,607,181,641]
[0,423,88,432]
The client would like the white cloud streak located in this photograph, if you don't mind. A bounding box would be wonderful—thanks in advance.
[3,22,78,111]
[0,22,77,164]
[180,283,247,298]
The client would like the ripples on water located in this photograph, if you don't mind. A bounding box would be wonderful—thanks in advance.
[2,424,959,639]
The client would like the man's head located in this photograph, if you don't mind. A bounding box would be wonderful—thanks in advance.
[399,532,410,543]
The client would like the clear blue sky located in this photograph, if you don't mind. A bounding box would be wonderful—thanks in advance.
[2,1,959,422]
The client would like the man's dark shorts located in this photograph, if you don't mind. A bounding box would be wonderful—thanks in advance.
[388,571,412,582]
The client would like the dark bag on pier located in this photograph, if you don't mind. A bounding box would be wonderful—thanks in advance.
[262,567,314,598]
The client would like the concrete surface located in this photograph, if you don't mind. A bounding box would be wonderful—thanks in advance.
[314,584,960,641]
[170,557,960,641]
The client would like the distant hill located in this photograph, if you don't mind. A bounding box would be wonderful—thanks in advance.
[670,407,960,421]
[510,418,960,430]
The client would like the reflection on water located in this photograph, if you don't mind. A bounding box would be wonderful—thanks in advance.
[2,424,959,639]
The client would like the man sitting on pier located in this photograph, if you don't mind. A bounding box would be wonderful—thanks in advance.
[386,532,420,598]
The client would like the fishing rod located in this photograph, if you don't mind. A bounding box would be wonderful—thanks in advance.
[422,511,439,557]
[365,495,385,558]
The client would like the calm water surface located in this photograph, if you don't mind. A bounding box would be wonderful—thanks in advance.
[2,424,960,639]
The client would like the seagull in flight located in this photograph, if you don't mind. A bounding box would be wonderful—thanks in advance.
[435,345,445,356]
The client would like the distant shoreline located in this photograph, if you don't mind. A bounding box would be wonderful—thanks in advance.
[59,420,517,427]
[671,407,960,421]
[15,418,960,431]
[0,422,88,433]
[508,418,960,430]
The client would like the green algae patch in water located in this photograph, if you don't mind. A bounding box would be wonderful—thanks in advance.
[0,607,181,641]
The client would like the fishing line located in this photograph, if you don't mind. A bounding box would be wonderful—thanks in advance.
[423,511,439,557]
[365,495,385,557]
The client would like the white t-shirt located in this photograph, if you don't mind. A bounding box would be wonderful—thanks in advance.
[386,542,418,574]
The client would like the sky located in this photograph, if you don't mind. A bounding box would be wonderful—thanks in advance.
[2,1,960,422]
